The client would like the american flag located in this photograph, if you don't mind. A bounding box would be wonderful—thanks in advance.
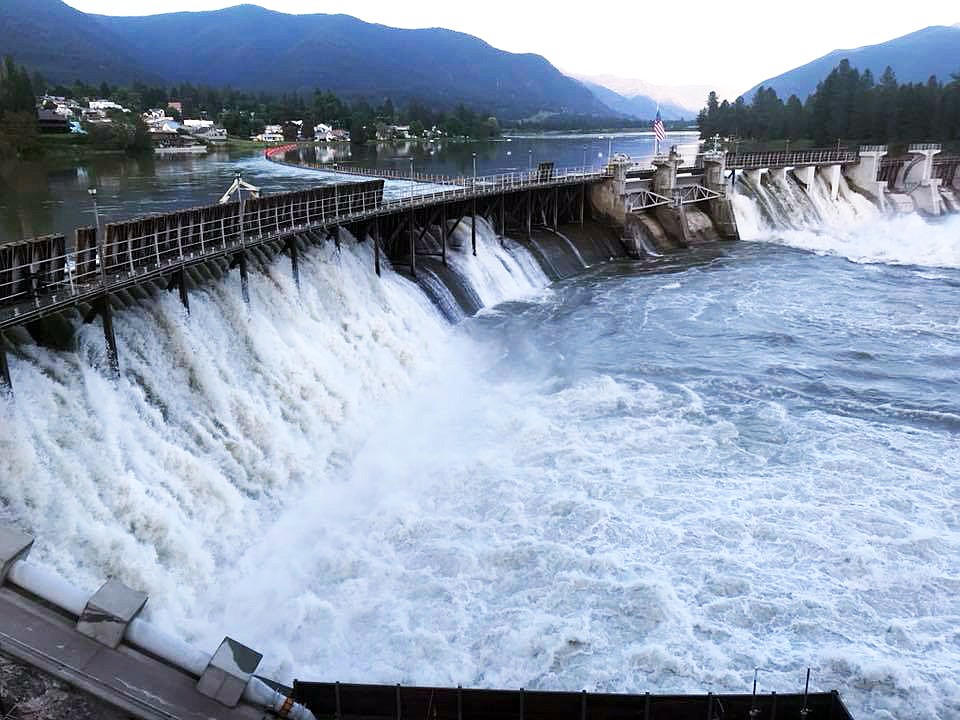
[652,109,666,143]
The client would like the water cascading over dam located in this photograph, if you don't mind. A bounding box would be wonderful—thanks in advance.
[731,167,960,267]
[0,216,574,647]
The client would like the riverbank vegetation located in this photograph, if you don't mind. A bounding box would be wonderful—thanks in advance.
[0,56,41,159]
[698,60,960,150]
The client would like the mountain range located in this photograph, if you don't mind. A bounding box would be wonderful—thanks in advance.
[743,24,960,101]
[0,0,619,121]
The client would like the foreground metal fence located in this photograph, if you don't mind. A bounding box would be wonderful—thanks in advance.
[291,681,854,720]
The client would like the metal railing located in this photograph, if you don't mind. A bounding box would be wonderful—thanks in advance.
[858,145,888,153]
[276,159,462,186]
[908,143,942,152]
[725,149,857,169]
[0,166,608,327]
[266,149,598,189]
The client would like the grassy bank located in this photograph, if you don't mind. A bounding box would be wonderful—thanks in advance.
[36,134,128,161]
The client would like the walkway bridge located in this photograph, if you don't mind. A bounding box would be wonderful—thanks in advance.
[720,143,957,215]
[0,162,606,388]
[724,148,858,170]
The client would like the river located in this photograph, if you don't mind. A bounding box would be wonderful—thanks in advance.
[1,131,958,720]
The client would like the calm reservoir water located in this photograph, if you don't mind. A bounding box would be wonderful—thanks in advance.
[1,131,958,720]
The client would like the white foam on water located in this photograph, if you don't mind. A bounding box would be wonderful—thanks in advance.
[444,217,550,307]
[732,171,960,269]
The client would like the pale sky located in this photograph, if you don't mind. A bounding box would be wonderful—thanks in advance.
[63,0,959,95]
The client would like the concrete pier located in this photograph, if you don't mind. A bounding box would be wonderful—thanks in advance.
[701,150,739,240]
[844,145,888,209]
[905,144,944,215]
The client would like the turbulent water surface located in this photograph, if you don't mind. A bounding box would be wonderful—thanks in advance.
[1,166,959,720]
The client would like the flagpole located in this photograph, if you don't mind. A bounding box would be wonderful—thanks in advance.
[655,102,660,156]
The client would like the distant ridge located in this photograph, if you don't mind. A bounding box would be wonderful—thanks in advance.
[0,0,617,122]
[0,0,160,85]
[743,24,960,101]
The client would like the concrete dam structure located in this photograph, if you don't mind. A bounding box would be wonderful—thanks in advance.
[1,141,956,390]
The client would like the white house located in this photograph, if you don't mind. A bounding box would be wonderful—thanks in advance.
[89,100,129,113]
[183,119,215,131]
[255,124,285,142]
[314,123,335,142]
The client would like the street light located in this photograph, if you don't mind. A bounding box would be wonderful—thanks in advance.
[528,148,532,171]
[409,157,414,200]
[88,187,103,282]
[583,145,587,169]
[88,187,100,235]
[472,152,477,185]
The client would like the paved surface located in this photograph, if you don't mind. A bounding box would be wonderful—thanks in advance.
[0,587,263,720]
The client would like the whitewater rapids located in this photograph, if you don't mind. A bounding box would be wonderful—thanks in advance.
[1,180,959,720]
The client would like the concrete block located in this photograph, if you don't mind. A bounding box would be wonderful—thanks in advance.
[0,526,34,583]
[77,579,148,648]
[196,637,262,707]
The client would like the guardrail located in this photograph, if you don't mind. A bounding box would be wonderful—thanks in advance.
[858,145,888,153]
[0,165,608,327]
[725,149,857,170]
[908,143,942,152]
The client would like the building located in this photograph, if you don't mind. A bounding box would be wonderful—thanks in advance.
[255,124,284,143]
[37,110,69,134]
[89,99,129,113]
[314,123,335,142]
[182,119,215,131]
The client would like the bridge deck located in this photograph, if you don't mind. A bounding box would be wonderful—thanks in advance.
[0,167,605,332]
[725,149,857,170]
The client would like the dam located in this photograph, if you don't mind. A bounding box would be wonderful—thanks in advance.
[1,137,959,719]
[4,140,954,388]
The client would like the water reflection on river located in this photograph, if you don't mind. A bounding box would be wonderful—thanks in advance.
[0,131,699,243]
